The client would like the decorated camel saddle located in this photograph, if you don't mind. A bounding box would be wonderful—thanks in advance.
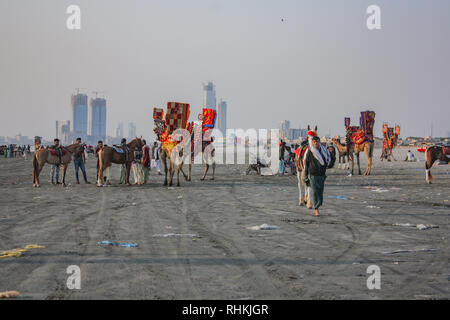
[153,102,191,152]
[187,108,217,160]
[344,111,376,146]
[382,123,400,149]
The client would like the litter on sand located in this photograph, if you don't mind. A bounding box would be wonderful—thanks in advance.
[247,224,280,231]
[393,223,439,230]
[0,291,19,299]
[381,248,437,254]
[366,205,381,209]
[328,195,348,200]
[152,233,199,238]
[0,244,45,259]
[97,241,138,248]
[260,168,274,176]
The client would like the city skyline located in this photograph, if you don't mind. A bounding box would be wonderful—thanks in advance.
[0,1,449,139]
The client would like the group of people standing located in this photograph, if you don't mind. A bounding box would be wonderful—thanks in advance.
[48,137,162,185]
[0,144,31,158]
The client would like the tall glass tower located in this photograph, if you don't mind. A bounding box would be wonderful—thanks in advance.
[203,82,216,110]
[89,97,107,140]
[71,93,88,137]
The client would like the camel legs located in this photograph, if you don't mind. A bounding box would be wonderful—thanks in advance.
[356,152,362,175]
[168,159,175,187]
[179,163,189,181]
[364,144,374,176]
[201,164,209,180]
[211,162,215,180]
[187,163,191,181]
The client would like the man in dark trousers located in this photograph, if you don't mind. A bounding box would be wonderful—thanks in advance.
[73,137,90,184]
[304,136,331,216]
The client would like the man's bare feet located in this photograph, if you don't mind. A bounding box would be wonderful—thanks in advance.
[314,209,319,216]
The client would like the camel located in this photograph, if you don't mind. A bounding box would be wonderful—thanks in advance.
[333,136,373,176]
[295,126,336,207]
[97,138,143,186]
[186,126,216,182]
[32,143,86,187]
[154,119,190,187]
[332,137,352,169]
[425,145,449,184]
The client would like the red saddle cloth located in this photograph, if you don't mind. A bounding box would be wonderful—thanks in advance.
[295,146,308,158]
[443,146,450,155]
[49,148,67,156]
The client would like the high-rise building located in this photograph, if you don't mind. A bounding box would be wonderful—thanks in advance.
[128,122,136,139]
[89,97,107,140]
[217,100,227,135]
[115,122,124,138]
[71,93,88,137]
[203,81,216,110]
[56,120,71,145]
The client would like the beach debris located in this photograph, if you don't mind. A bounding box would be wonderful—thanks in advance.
[381,248,437,254]
[247,224,279,231]
[0,244,45,259]
[0,291,19,299]
[97,241,138,248]
[260,168,274,176]
[328,195,348,200]
[152,233,199,238]
[416,224,439,231]
[366,205,380,209]
[392,223,439,230]
[177,196,183,199]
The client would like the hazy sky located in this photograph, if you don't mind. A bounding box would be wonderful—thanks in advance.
[1,0,449,140]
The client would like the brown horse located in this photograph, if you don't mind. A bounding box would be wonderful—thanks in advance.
[97,138,143,186]
[425,145,449,184]
[32,143,86,187]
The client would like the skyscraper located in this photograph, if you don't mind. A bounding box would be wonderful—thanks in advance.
[56,120,71,145]
[217,100,227,135]
[128,122,136,139]
[203,81,216,110]
[71,93,88,138]
[89,97,107,140]
[115,122,124,138]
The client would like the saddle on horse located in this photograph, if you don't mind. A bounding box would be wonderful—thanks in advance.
[48,147,67,164]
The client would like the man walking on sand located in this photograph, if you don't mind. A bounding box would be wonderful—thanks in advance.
[304,135,331,216]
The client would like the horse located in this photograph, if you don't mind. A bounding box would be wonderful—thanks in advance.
[425,145,449,184]
[97,138,143,186]
[32,143,86,187]
[295,126,336,207]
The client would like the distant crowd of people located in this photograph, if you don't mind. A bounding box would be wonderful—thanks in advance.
[279,140,300,176]
[0,144,31,158]
[47,137,162,185]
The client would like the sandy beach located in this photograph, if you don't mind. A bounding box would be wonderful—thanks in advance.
[0,148,448,299]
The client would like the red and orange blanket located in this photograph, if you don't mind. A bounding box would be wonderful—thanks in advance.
[154,103,190,152]
[345,111,376,146]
